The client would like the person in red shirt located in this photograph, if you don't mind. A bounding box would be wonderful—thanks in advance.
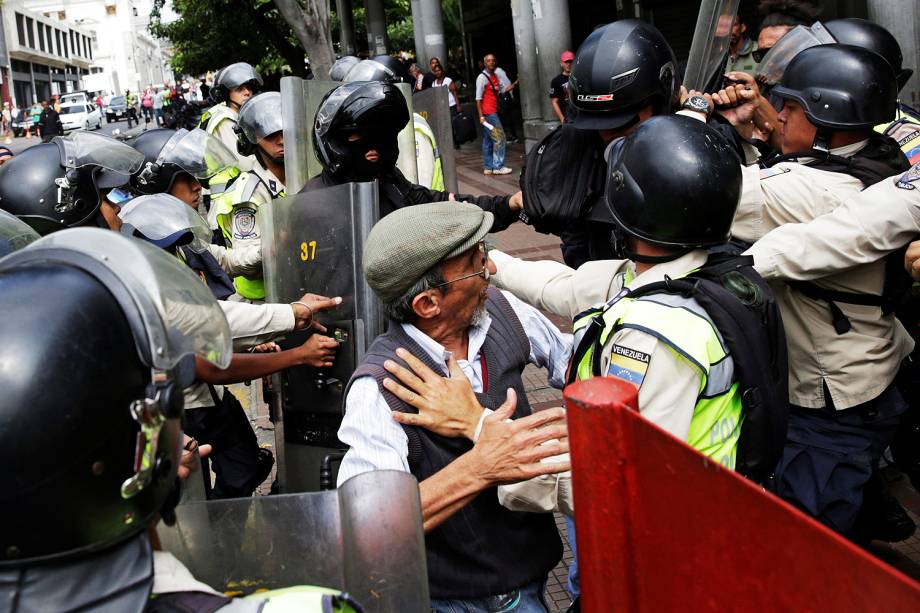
[475,54,516,176]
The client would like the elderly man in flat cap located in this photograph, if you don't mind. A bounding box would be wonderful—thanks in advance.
[336,201,572,611]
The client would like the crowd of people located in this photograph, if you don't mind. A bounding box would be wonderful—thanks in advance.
[1,3,920,611]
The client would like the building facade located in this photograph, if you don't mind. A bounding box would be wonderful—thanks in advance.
[0,0,94,106]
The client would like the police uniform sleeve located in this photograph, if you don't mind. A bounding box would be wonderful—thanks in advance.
[603,327,701,441]
[490,249,626,320]
[392,168,521,232]
[206,242,262,278]
[747,167,920,280]
[218,300,295,350]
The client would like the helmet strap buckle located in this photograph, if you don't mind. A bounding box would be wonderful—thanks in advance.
[120,381,167,499]
[137,162,159,186]
[53,169,80,213]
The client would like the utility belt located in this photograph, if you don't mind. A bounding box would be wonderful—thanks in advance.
[788,281,892,335]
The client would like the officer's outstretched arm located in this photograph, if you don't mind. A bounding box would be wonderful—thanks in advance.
[194,334,338,384]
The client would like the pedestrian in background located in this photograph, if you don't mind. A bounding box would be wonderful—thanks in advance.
[36,100,62,143]
[125,89,138,128]
[549,50,574,124]
[475,53,513,175]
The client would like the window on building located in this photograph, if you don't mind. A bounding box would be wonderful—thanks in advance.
[25,17,35,48]
[37,22,45,52]
[64,31,69,58]
[106,4,116,16]
[55,30,62,55]
[58,11,65,20]
[47,26,53,53]
[15,14,25,47]
[83,36,89,58]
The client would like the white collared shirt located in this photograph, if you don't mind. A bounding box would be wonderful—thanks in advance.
[336,290,572,486]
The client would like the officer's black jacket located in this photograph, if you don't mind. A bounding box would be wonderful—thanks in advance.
[301,168,520,233]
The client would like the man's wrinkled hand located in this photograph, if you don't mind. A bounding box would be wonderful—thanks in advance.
[468,389,570,486]
[386,347,484,439]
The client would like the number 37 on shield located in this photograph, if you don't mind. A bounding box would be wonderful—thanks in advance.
[299,240,318,262]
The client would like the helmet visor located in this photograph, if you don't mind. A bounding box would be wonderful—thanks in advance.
[118,194,212,253]
[219,63,263,89]
[56,131,145,174]
[16,228,232,370]
[238,92,283,144]
[0,209,40,256]
[755,23,836,86]
[158,128,236,180]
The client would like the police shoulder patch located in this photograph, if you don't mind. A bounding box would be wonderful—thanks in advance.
[232,206,259,239]
[606,344,651,389]
[896,163,920,190]
[758,166,791,180]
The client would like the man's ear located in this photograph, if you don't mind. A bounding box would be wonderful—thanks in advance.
[411,290,441,321]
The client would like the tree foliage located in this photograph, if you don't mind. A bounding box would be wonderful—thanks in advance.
[149,0,309,79]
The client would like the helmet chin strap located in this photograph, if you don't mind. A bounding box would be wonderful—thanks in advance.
[611,224,690,264]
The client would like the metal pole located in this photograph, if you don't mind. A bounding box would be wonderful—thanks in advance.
[410,0,428,67]
[335,0,357,57]
[868,0,920,108]
[510,0,543,151]
[456,0,473,89]
[364,0,388,56]
[419,0,447,67]
[531,0,572,124]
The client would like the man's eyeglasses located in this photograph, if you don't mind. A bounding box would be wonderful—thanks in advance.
[431,242,491,290]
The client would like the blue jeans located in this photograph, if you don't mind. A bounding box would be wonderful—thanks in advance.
[481,112,506,170]
[565,516,580,599]
[431,580,548,613]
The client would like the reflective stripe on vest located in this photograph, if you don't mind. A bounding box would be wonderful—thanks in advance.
[214,172,283,300]
[414,114,444,191]
[573,290,743,469]
[199,102,237,135]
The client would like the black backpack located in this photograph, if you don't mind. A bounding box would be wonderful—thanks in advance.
[568,253,789,485]
[452,111,477,145]
[519,124,605,235]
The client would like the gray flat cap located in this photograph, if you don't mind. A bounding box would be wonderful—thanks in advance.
[363,201,493,302]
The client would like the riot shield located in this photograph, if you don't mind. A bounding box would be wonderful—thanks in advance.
[158,470,429,612]
[261,182,383,492]
[566,378,920,612]
[410,86,458,193]
[683,0,741,92]
[281,77,419,193]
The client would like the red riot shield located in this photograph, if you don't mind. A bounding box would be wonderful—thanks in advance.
[566,378,920,613]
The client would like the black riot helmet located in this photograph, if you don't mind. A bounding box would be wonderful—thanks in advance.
[235,92,283,158]
[343,55,410,84]
[330,55,361,81]
[604,115,741,260]
[210,62,263,104]
[0,230,232,577]
[0,132,143,235]
[129,127,237,195]
[772,44,898,132]
[824,18,913,92]
[313,81,410,180]
[568,20,680,131]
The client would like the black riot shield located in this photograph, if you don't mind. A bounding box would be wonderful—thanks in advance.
[157,470,429,611]
[281,77,418,193]
[410,86,458,194]
[261,182,383,492]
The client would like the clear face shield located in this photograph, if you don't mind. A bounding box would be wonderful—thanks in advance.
[0,209,40,256]
[118,194,212,253]
[139,128,237,185]
[755,23,836,87]
[4,228,233,499]
[53,132,145,214]
[238,92,283,144]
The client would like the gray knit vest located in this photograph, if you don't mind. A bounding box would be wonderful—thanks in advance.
[345,288,562,599]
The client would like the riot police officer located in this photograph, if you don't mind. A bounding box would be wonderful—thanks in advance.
[210,92,286,302]
[521,19,745,268]
[714,43,913,542]
[0,131,144,234]
[0,228,234,610]
[306,80,521,230]
[200,62,263,172]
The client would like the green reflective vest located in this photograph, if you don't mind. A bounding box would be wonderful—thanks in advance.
[199,102,236,135]
[573,275,743,469]
[213,172,283,300]
[414,113,445,191]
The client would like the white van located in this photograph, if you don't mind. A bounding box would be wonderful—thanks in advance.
[59,102,103,131]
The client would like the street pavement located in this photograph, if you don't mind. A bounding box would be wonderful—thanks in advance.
[3,115,154,155]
